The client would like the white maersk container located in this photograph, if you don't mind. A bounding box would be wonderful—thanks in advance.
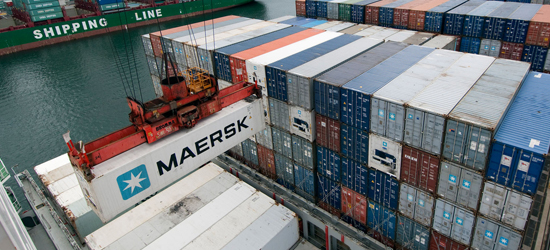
[289,105,316,142]
[85,163,299,250]
[245,31,343,90]
[74,99,265,222]
[34,154,103,242]
[368,133,402,178]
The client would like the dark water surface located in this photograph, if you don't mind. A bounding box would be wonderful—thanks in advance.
[0,0,295,211]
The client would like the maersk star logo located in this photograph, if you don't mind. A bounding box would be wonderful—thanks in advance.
[485,230,493,239]
[449,175,457,184]
[117,164,151,200]
[462,180,471,189]
[456,217,463,225]
[500,237,508,246]
[443,211,451,220]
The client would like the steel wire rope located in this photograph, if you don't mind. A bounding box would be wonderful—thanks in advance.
[119,8,145,103]
[112,0,138,99]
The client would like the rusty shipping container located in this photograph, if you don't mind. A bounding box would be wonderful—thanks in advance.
[296,0,306,16]
[316,114,341,153]
[400,146,440,195]
[365,0,400,25]
[341,186,368,226]
[257,144,276,180]
[499,41,523,61]
[526,5,550,47]
[408,0,450,31]
[393,0,429,29]
[429,230,469,250]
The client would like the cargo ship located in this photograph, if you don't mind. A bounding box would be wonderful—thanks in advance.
[0,0,253,55]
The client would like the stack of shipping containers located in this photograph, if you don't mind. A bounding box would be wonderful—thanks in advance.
[96,0,124,12]
[142,16,550,250]
[12,0,63,21]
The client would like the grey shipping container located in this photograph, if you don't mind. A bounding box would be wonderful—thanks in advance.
[275,153,295,189]
[433,199,476,246]
[256,126,273,150]
[443,59,530,171]
[291,135,315,171]
[271,126,293,159]
[396,215,430,250]
[401,32,435,46]
[242,139,259,167]
[421,35,458,51]
[479,39,502,57]
[269,97,290,131]
[399,183,434,227]
[480,181,533,231]
[339,24,372,34]
[403,53,495,155]
[286,37,382,110]
[437,161,483,211]
[471,217,522,250]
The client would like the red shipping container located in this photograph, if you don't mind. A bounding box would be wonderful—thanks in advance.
[315,114,340,153]
[365,0,400,24]
[393,0,427,28]
[229,28,324,83]
[499,42,524,61]
[429,230,469,250]
[341,187,367,225]
[400,146,439,194]
[257,144,277,181]
[296,0,306,17]
[367,229,396,248]
[526,5,550,47]
[318,200,341,217]
[408,0,449,30]
[149,16,239,58]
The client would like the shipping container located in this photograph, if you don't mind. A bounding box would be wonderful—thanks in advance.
[339,24,371,34]
[72,99,264,222]
[339,0,364,22]
[438,161,483,211]
[368,200,397,241]
[325,22,357,32]
[256,126,273,150]
[275,153,295,190]
[385,30,417,42]
[317,146,341,182]
[378,0,416,27]
[306,1,317,17]
[315,114,340,152]
[269,16,296,23]
[392,0,426,29]
[316,0,330,18]
[229,141,244,159]
[471,217,522,250]
[526,5,550,47]
[271,126,293,159]
[294,163,315,202]
[429,230,469,250]
[266,33,361,103]
[401,146,439,194]
[365,0,400,25]
[246,31,340,98]
[499,41,523,61]
[521,45,548,71]
[341,156,368,196]
[545,49,550,72]
[480,182,533,231]
[503,4,541,44]
[317,173,342,214]
[368,133,402,178]
[141,34,153,57]
[462,1,504,38]
[396,215,430,250]
[345,45,434,132]
[301,19,329,28]
[401,32,434,45]
[312,20,343,30]
[257,144,276,180]
[423,0,468,33]
[341,186,367,225]
[421,34,458,50]
[292,134,315,170]
[482,3,521,41]
[287,37,382,110]
[404,53,495,155]
[459,36,481,54]
[351,0,376,24]
[296,0,307,16]
[289,106,316,142]
[399,183,435,227]
[443,59,529,172]
[443,0,485,35]
[486,72,550,196]
[314,41,408,120]
[432,199,476,245]
[340,124,369,164]
[368,168,399,210]
[479,39,501,57]
[242,139,259,169]
[269,97,290,131]
[328,0,348,20]
[371,49,459,142]
[356,26,400,40]
[86,163,299,250]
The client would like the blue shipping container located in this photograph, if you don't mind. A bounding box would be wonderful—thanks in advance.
[294,163,315,201]
[214,26,303,82]
[486,72,550,196]
[280,17,318,26]
[459,36,481,54]
[306,0,317,18]
[317,146,341,182]
[275,153,295,190]
[396,215,430,250]
[316,0,329,18]
[367,200,397,240]
[267,34,361,102]
[314,42,409,120]
[340,124,369,164]
[317,174,342,210]
[443,0,486,35]
[341,157,368,196]
[424,0,468,33]
[341,45,434,130]
[368,168,399,210]
[462,1,504,37]
[521,45,548,72]
[482,3,521,40]
[351,0,377,24]
[301,19,328,28]
[503,4,542,44]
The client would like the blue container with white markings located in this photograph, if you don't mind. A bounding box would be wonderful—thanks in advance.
[486,72,550,196]
[294,163,315,201]
[482,2,521,40]
[444,0,485,35]
[316,0,329,18]
[367,200,397,240]
[306,0,317,18]
[396,215,430,250]
[266,34,360,102]
[424,0,468,33]
[368,168,399,210]
[503,4,541,44]
[317,146,341,182]
[340,124,368,164]
[462,1,504,37]
[314,42,408,120]
[341,156,368,196]
[521,45,548,72]
[459,36,481,54]
[351,0,377,24]
[275,153,295,191]
[317,174,342,210]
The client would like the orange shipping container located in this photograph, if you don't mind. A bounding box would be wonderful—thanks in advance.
[365,0,400,25]
[408,0,450,30]
[526,5,550,47]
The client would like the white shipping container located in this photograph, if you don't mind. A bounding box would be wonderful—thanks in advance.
[269,15,295,23]
[421,35,458,51]
[325,22,356,32]
[289,105,316,142]
[141,34,153,57]
[480,182,533,231]
[246,31,342,90]
[312,21,343,30]
[479,182,508,221]
[385,30,417,43]
[256,126,273,150]
[74,99,265,222]
[356,26,400,40]
[35,154,74,185]
[368,133,402,178]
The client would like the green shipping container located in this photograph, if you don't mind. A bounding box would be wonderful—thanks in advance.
[22,0,56,5]
[338,0,363,22]
[100,2,125,11]
[26,1,59,10]
[29,6,61,15]
[30,11,63,21]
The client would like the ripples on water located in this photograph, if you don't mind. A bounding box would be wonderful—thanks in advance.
[0,0,293,211]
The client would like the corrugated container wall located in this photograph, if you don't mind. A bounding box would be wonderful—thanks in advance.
[317,173,342,212]
[526,5,550,47]
[482,3,521,41]
[296,0,306,16]
[368,133,402,179]
[396,215,430,250]
[378,0,416,27]
[271,126,293,159]
[399,183,435,227]
[257,144,276,180]
[365,0,400,25]
[256,126,273,150]
[339,0,364,22]
[341,186,367,226]
[471,217,522,250]
[486,72,550,196]
[479,39,501,57]
[443,0,485,35]
[368,168,399,210]
[315,114,340,153]
[432,198,475,246]
[459,36,480,54]
[499,42,523,61]
[401,146,439,194]
[424,0,468,33]
[462,2,504,38]
[292,135,315,170]
[437,161,483,211]
[275,153,295,190]
[443,59,529,172]
[340,124,369,164]
[294,163,315,202]
[341,156,368,196]
[521,45,548,71]
[317,146,341,182]
[429,230,469,250]
[367,200,397,241]
[242,139,259,168]
[479,182,533,231]
[503,4,541,44]
[269,97,290,131]
[316,0,328,18]
[328,0,348,20]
